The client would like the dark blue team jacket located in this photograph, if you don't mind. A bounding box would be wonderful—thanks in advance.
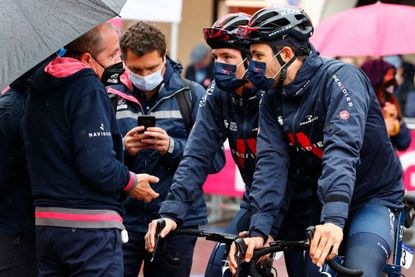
[23,57,133,215]
[249,51,404,238]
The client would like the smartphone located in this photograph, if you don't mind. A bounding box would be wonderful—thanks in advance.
[137,115,155,132]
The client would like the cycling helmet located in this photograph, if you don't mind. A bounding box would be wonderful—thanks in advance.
[203,13,250,52]
[239,6,313,43]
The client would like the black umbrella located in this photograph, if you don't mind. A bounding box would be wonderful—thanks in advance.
[1,0,127,90]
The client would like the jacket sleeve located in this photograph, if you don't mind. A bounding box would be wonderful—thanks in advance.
[159,82,227,224]
[190,82,226,173]
[0,93,22,191]
[248,91,290,240]
[163,81,226,171]
[71,87,134,194]
[318,65,370,229]
[390,121,411,151]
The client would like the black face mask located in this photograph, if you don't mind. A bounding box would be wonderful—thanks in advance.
[100,62,125,86]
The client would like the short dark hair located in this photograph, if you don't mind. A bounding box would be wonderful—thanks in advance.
[120,21,166,58]
[65,23,114,59]
[270,42,310,62]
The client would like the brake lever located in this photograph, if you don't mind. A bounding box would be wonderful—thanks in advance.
[150,219,166,263]
[234,238,247,277]
[305,226,316,244]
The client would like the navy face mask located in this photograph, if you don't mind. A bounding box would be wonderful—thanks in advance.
[246,60,275,91]
[246,49,293,91]
[214,61,246,91]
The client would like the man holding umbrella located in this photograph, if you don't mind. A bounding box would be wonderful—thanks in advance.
[23,23,159,276]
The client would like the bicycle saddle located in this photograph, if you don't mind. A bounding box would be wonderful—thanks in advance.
[404,191,415,208]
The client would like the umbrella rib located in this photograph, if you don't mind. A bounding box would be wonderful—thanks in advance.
[89,0,120,17]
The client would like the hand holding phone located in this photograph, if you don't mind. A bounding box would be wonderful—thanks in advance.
[137,115,156,133]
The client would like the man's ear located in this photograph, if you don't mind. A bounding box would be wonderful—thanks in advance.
[79,52,93,66]
[282,47,294,62]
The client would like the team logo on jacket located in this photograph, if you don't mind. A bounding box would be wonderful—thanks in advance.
[332,74,354,107]
[224,120,238,131]
[340,110,350,120]
[299,114,318,126]
[88,123,111,138]
[277,116,283,125]
[117,99,127,110]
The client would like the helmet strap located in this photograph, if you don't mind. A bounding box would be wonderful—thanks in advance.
[276,53,297,87]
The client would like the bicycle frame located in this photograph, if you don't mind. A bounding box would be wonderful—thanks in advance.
[383,208,406,276]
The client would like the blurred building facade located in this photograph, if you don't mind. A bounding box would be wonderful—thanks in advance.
[118,0,415,70]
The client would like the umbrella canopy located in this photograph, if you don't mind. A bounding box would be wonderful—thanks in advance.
[1,0,127,90]
[310,2,415,57]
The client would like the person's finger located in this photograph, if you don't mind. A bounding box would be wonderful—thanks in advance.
[127,126,145,136]
[144,226,151,250]
[228,243,238,275]
[316,238,333,267]
[125,146,141,152]
[145,174,160,184]
[312,233,328,265]
[142,143,167,152]
[160,225,172,238]
[327,238,341,260]
[146,127,165,134]
[146,221,157,252]
[310,226,322,258]
[144,131,165,139]
[140,138,158,145]
[126,134,143,141]
[126,141,143,149]
[148,189,160,199]
[239,231,249,238]
[245,239,255,262]
[138,174,159,184]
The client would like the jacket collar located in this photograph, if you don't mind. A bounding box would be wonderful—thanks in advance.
[282,49,323,98]
[231,87,263,109]
[45,57,90,78]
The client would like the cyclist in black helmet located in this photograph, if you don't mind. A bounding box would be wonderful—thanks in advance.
[146,13,321,277]
[228,5,404,276]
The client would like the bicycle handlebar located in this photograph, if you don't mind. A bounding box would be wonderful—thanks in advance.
[152,220,363,277]
[152,219,239,266]
[248,227,363,277]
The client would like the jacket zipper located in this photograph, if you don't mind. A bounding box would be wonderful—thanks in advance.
[148,87,187,114]
[283,92,301,151]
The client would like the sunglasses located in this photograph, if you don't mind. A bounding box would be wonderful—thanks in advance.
[203,28,232,41]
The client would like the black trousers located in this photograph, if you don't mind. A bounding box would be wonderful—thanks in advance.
[0,234,36,277]
[123,229,197,277]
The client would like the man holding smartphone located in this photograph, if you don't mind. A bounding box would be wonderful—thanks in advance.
[107,21,224,277]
